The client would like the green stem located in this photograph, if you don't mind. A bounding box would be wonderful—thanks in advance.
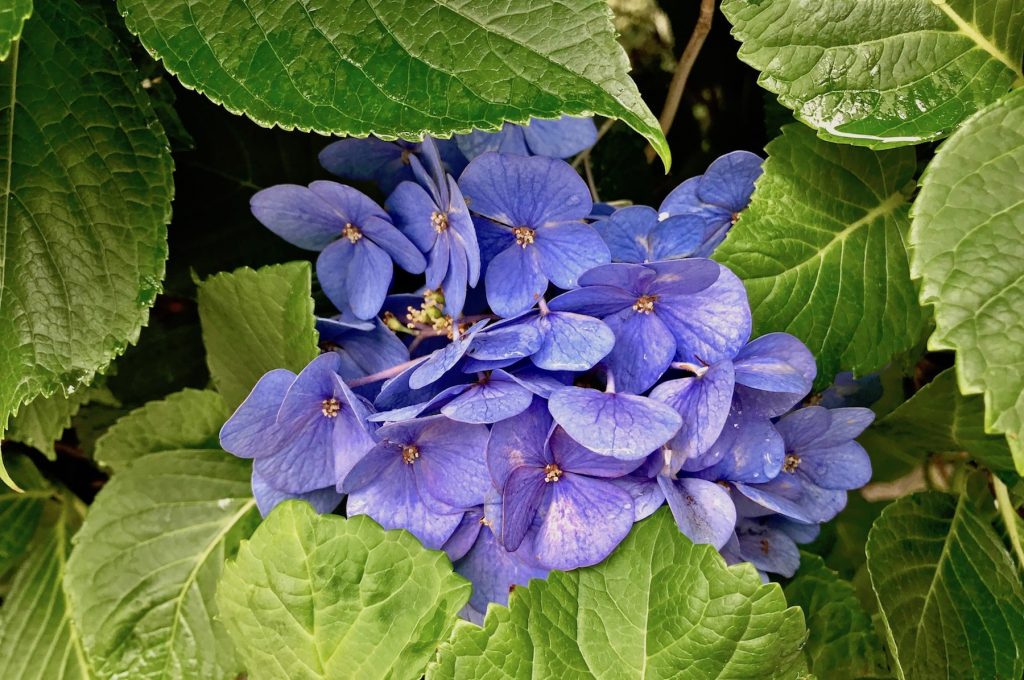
[993,476,1024,570]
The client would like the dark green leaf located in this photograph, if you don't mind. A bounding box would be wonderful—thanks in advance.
[0,490,91,680]
[430,508,807,679]
[785,553,890,679]
[115,0,669,166]
[860,368,1016,483]
[722,0,1024,147]
[910,88,1024,471]
[0,0,30,60]
[0,0,173,486]
[217,501,470,680]
[714,125,924,388]
[0,454,49,577]
[198,263,319,410]
[94,388,228,473]
[866,491,1024,679]
[6,382,108,460]
[65,448,258,680]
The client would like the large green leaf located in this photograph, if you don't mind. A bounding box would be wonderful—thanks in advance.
[64,449,258,680]
[0,0,173,486]
[722,0,1024,148]
[217,501,470,680]
[785,553,890,679]
[0,453,49,577]
[6,382,105,460]
[95,388,228,473]
[714,125,923,387]
[910,88,1024,470]
[861,368,1017,482]
[0,0,30,60]
[866,491,1024,679]
[115,0,669,166]
[0,490,91,680]
[430,508,807,679]
[198,263,319,410]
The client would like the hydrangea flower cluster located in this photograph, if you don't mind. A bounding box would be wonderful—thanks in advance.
[222,116,875,620]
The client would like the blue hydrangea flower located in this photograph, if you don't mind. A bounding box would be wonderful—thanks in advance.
[250,468,343,518]
[455,116,597,160]
[455,519,548,620]
[319,136,467,194]
[594,205,710,263]
[650,332,816,470]
[549,259,752,394]
[220,353,377,494]
[658,151,764,256]
[820,371,883,409]
[316,316,410,399]
[387,138,481,319]
[734,406,875,523]
[251,181,426,319]
[459,153,609,317]
[656,474,736,549]
[487,399,640,570]
[343,415,490,548]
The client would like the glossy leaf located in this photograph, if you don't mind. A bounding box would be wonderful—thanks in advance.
[64,449,259,680]
[0,490,91,680]
[0,0,30,60]
[429,508,807,679]
[0,0,173,486]
[910,88,1024,471]
[785,553,889,679]
[723,0,1024,147]
[197,263,319,410]
[715,125,923,388]
[866,492,1024,679]
[860,368,1017,482]
[6,385,102,460]
[217,501,470,680]
[116,0,669,166]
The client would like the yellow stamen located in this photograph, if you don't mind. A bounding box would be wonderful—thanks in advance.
[543,463,563,483]
[432,211,449,233]
[633,294,658,314]
[321,398,341,418]
[402,444,421,465]
[783,453,801,473]
[513,226,536,247]
[342,223,363,243]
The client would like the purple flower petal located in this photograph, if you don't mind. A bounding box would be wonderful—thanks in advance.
[386,180,440,252]
[332,396,378,488]
[644,258,721,297]
[319,137,409,190]
[440,235,470,319]
[548,386,682,460]
[443,508,485,562]
[220,369,295,459]
[408,319,489,390]
[533,222,611,289]
[360,215,426,274]
[456,126,530,160]
[610,475,666,521]
[734,474,847,524]
[577,262,658,292]
[486,398,551,488]
[316,239,356,316]
[649,214,707,260]
[346,239,393,319]
[504,363,572,398]
[455,525,548,613]
[594,205,658,263]
[308,181,389,225]
[446,176,481,286]
[693,408,784,484]
[532,311,614,372]
[533,473,634,570]
[649,362,735,471]
[521,116,597,158]
[250,184,340,251]
[440,372,534,424]
[467,324,543,361]
[548,427,643,478]
[797,442,872,490]
[603,307,676,394]
[658,176,702,216]
[484,244,547,318]
[811,407,876,447]
[501,466,547,551]
[733,333,816,416]
[545,285,636,318]
[658,475,736,549]
[735,517,799,578]
[697,150,764,212]
[251,468,342,517]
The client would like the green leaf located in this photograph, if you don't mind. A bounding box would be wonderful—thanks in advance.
[785,553,890,679]
[0,0,173,485]
[714,125,924,387]
[0,490,91,680]
[910,88,1024,471]
[0,453,50,577]
[217,501,470,680]
[6,383,103,459]
[866,491,1024,679]
[64,449,259,680]
[114,0,669,167]
[430,508,807,679]
[0,0,30,60]
[860,368,1017,482]
[94,389,228,473]
[722,0,1024,148]
[198,263,319,410]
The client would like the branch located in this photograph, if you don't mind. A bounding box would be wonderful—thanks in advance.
[645,0,715,163]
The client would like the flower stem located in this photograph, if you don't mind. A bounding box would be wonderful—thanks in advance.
[993,476,1024,570]
[346,358,423,388]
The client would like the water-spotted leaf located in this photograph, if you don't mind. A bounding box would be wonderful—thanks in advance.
[723,0,1024,147]
[217,501,470,680]
[910,88,1024,471]
[198,263,319,410]
[429,508,807,679]
[0,0,173,486]
[115,0,668,166]
[866,491,1024,679]
[714,124,923,388]
[64,449,259,680]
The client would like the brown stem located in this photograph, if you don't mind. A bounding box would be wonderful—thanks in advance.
[645,0,715,163]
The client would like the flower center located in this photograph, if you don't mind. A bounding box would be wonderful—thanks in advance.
[783,453,801,473]
[543,463,563,483]
[342,223,363,243]
[401,444,421,465]
[321,398,341,418]
[431,211,449,233]
[400,148,413,165]
[513,226,536,247]
[632,294,658,314]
